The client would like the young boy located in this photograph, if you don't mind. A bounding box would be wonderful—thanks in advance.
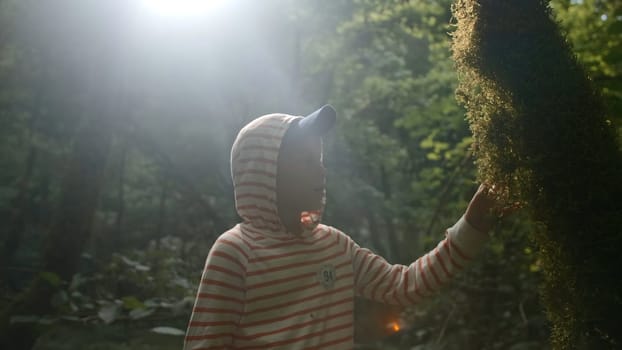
[184,105,498,349]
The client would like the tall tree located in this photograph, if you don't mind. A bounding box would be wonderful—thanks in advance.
[0,1,132,348]
[0,97,115,350]
[452,0,622,348]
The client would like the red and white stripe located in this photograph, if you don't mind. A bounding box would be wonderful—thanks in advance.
[184,218,487,350]
[184,113,489,349]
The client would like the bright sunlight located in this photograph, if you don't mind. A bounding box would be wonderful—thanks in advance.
[139,0,228,18]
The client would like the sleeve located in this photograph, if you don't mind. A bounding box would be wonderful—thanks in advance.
[184,232,248,350]
[352,216,489,305]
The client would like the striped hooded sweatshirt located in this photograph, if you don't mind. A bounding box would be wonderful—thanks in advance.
[184,113,489,350]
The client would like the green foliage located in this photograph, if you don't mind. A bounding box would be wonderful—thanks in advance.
[551,0,622,129]
[1,0,620,348]
[38,273,61,288]
[311,1,547,348]
[33,324,184,350]
[452,0,622,347]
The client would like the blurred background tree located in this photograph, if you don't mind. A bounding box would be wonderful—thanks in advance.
[0,0,619,349]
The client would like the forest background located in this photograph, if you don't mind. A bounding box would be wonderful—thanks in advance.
[0,0,620,349]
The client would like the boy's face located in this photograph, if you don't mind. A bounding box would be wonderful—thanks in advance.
[276,131,325,216]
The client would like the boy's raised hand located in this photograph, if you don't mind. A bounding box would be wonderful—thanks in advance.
[464,184,519,233]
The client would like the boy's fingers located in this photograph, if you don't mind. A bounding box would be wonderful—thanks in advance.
[481,183,501,197]
[477,183,488,194]
[495,201,523,218]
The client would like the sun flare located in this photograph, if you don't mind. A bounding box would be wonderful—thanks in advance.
[387,321,400,332]
[140,0,227,17]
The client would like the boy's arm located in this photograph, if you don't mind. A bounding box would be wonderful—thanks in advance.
[184,233,247,350]
[352,185,496,304]
[352,216,488,304]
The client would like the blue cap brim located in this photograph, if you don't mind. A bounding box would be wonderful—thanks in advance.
[298,104,336,136]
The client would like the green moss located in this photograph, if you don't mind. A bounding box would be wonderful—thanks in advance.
[451,0,622,348]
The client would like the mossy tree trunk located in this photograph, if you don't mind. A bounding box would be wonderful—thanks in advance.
[452,0,622,348]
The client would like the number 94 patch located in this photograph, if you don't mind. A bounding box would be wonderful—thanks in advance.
[317,264,337,289]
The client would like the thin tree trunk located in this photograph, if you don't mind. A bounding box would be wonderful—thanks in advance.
[1,146,37,288]
[288,23,302,111]
[364,207,387,258]
[379,165,401,262]
[423,151,472,238]
[44,116,112,279]
[113,139,128,248]
[155,180,168,250]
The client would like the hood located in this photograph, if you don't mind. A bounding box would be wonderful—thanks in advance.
[231,113,322,238]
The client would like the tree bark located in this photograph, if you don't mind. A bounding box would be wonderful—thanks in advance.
[452,1,622,347]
